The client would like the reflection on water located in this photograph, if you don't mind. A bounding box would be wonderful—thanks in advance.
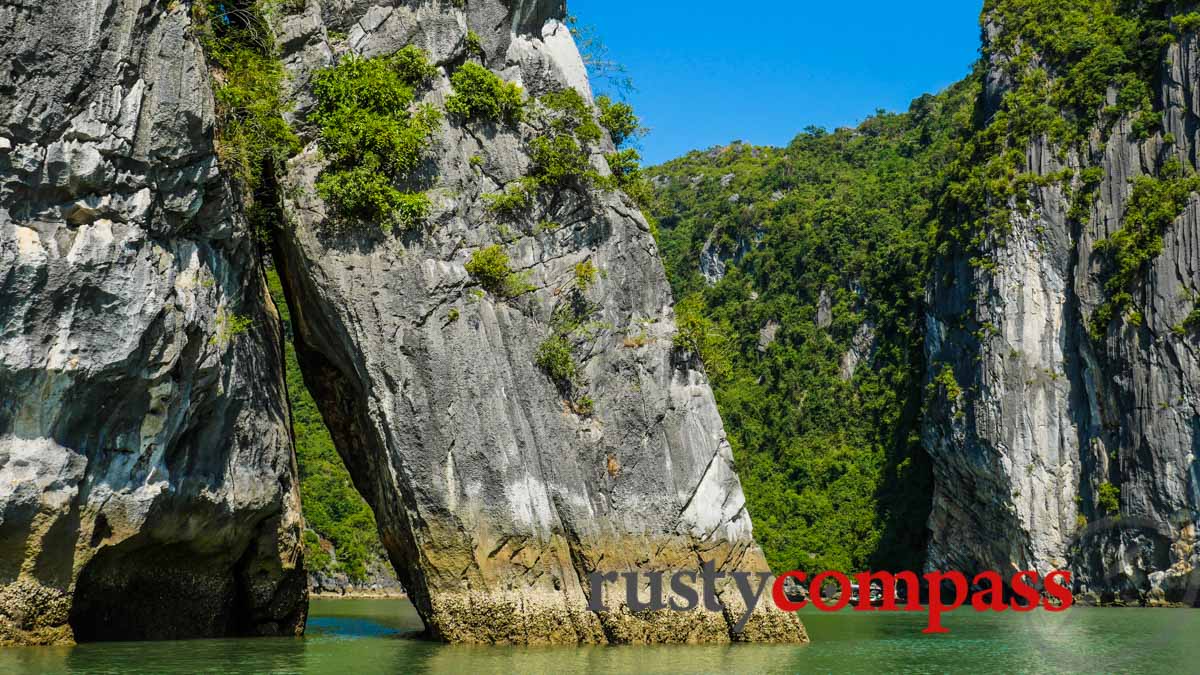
[0,598,1195,674]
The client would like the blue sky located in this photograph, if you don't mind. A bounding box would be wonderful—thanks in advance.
[567,1,984,165]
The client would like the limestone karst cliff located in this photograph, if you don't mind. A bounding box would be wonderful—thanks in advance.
[269,0,803,643]
[924,2,1200,605]
[0,0,307,645]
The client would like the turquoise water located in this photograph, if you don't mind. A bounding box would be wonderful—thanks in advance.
[2,599,1197,673]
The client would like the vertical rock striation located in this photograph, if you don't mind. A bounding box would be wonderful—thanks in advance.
[925,10,1200,604]
[0,1,306,644]
[272,0,804,643]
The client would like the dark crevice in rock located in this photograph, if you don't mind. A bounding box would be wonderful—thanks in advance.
[68,520,307,643]
[69,540,243,642]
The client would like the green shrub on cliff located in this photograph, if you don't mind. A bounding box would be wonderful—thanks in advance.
[465,244,533,298]
[193,0,301,189]
[477,87,609,216]
[535,335,577,386]
[529,134,595,187]
[590,93,661,237]
[446,62,525,123]
[1097,482,1121,515]
[390,44,440,84]
[209,310,254,348]
[517,88,605,191]
[605,147,660,235]
[315,162,432,225]
[470,83,657,232]
[484,180,535,216]
[465,244,511,292]
[574,260,598,291]
[310,49,441,229]
[596,95,643,147]
[540,87,603,143]
[464,30,486,61]
[930,365,964,404]
[672,294,732,382]
[605,148,642,180]
[1091,170,1200,336]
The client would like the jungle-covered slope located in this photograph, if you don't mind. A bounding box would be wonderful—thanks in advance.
[647,84,974,574]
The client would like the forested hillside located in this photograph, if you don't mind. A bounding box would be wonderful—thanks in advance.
[267,270,392,589]
[646,83,975,573]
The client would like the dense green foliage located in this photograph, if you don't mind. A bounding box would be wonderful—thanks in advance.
[595,95,642,147]
[530,133,596,187]
[984,0,1169,136]
[535,336,577,386]
[529,88,603,185]
[938,0,1183,257]
[1097,481,1122,515]
[649,84,976,575]
[267,270,383,581]
[445,62,525,123]
[465,244,533,298]
[965,1,1200,337]
[1092,163,1200,335]
[464,244,512,293]
[1177,12,1200,32]
[310,48,441,229]
[194,0,301,190]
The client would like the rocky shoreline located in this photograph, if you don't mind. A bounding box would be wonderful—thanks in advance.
[307,558,406,600]
[309,590,408,600]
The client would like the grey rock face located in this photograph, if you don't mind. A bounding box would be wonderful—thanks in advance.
[815,290,833,329]
[0,1,306,644]
[839,321,876,381]
[698,230,754,286]
[925,23,1200,603]
[309,555,405,598]
[699,233,730,285]
[758,320,781,353]
[272,0,803,644]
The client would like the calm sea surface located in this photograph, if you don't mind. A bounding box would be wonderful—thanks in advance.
[1,598,1196,674]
